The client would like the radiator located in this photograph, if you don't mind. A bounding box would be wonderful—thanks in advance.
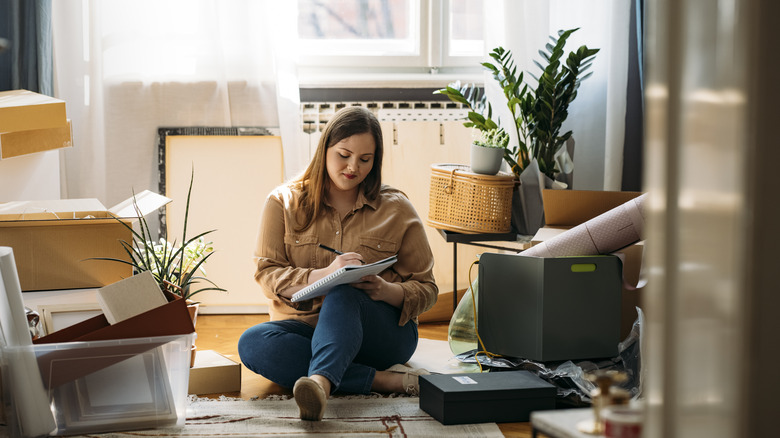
[300,101,469,134]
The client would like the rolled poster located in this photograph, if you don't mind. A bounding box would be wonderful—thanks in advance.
[522,193,648,258]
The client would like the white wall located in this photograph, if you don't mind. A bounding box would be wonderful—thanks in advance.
[0,150,61,202]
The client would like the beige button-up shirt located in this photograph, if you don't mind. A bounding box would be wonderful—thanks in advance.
[254,183,438,327]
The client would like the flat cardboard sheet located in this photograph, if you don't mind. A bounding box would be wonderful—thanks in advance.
[97,271,168,324]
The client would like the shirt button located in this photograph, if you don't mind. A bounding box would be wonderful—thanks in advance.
[335,231,340,235]
[377,244,381,248]
[295,240,299,244]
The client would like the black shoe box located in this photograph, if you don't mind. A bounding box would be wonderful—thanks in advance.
[419,370,556,425]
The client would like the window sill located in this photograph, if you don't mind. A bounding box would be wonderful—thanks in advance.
[297,68,483,90]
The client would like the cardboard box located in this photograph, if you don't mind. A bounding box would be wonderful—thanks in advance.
[478,253,623,362]
[188,350,242,395]
[419,370,556,425]
[0,191,170,291]
[0,119,73,160]
[0,89,68,133]
[542,189,643,228]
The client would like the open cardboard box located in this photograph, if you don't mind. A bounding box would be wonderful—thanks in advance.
[532,189,645,339]
[0,191,171,291]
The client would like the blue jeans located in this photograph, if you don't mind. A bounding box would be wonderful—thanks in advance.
[237,285,419,394]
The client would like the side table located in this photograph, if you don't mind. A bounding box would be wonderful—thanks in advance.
[434,229,532,311]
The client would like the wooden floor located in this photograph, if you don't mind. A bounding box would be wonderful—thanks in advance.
[195,313,538,438]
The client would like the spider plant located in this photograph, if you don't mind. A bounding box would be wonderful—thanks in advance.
[93,170,225,301]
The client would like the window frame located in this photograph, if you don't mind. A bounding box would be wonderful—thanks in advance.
[295,0,483,73]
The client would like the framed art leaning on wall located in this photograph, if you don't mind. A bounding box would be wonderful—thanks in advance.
[157,127,285,314]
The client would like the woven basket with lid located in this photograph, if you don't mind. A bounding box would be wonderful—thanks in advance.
[427,163,515,234]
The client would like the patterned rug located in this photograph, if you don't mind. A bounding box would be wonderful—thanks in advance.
[52,395,503,437]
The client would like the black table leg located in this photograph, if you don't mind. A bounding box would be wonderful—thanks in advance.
[452,242,458,312]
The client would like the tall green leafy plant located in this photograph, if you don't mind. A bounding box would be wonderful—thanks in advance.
[93,170,226,301]
[436,28,599,181]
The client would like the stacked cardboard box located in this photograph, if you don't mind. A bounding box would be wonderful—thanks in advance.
[0,89,72,160]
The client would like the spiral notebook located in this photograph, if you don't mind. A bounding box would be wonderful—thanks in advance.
[291,255,398,302]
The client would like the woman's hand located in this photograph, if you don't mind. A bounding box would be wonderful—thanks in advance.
[277,252,364,299]
[329,252,364,271]
[352,275,404,308]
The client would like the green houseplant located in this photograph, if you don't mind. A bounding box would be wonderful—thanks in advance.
[95,171,226,303]
[470,127,509,175]
[436,28,599,182]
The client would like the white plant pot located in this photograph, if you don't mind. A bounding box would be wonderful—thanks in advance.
[470,143,504,175]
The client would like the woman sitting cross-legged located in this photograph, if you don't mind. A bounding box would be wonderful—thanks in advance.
[238,106,438,421]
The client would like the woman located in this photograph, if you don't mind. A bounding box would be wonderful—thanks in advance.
[238,106,438,421]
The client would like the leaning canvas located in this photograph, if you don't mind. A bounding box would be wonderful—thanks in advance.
[0,246,57,436]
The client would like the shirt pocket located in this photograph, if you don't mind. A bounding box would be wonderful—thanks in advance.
[284,234,319,268]
[358,236,398,264]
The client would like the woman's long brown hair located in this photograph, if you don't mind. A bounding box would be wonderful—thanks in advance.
[292,106,384,232]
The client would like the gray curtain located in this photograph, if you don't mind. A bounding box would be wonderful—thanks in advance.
[0,0,53,95]
[621,0,644,191]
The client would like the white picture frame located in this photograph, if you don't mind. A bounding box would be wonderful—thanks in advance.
[52,346,177,433]
[39,303,103,335]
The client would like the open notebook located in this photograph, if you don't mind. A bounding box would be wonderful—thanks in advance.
[291,255,398,302]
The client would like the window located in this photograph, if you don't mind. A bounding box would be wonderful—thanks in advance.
[296,0,483,73]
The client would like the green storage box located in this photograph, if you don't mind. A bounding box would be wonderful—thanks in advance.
[477,253,622,362]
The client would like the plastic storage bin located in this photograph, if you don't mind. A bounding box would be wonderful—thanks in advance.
[1,333,194,437]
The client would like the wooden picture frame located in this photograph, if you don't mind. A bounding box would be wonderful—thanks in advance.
[39,303,103,336]
[157,127,284,313]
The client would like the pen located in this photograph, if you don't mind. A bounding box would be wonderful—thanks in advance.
[318,244,365,264]
[318,243,344,256]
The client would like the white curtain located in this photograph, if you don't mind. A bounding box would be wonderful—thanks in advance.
[51,0,302,208]
[483,0,630,190]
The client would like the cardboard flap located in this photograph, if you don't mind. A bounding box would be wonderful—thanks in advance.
[0,198,106,219]
[108,190,172,219]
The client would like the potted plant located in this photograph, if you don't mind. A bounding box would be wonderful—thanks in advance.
[93,170,225,364]
[97,171,225,304]
[435,28,599,234]
[96,172,225,318]
[470,127,509,175]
